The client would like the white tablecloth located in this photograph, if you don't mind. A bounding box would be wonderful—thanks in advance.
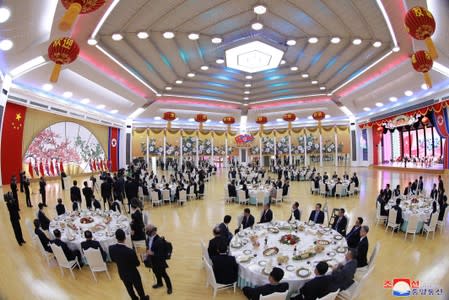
[229,220,348,293]
[49,210,130,257]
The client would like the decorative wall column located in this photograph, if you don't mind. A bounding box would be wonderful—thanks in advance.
[334,127,338,167]
[179,133,183,167]
[303,135,308,166]
[163,129,166,166]
[259,133,263,167]
[288,135,292,165]
[225,133,228,168]
[319,132,323,167]
[195,133,199,167]
[146,129,150,167]
[273,134,277,166]
[211,133,214,165]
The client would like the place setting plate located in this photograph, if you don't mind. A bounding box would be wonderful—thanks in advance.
[230,242,243,249]
[314,240,331,246]
[327,251,336,257]
[263,247,279,256]
[237,255,252,263]
[268,227,280,234]
[296,267,311,278]
[333,235,343,240]
[285,265,295,272]
[258,260,267,267]
[336,246,347,253]
[243,249,252,255]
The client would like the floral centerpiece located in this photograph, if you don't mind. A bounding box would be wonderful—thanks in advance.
[80,216,94,224]
[279,234,300,245]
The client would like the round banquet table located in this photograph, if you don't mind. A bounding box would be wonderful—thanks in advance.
[236,185,270,205]
[385,196,432,233]
[229,220,348,295]
[49,210,131,260]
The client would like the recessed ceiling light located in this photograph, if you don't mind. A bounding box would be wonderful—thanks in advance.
[308,37,319,44]
[162,32,175,39]
[253,5,267,14]
[311,80,318,85]
[0,7,11,23]
[137,31,149,39]
[245,75,253,79]
[276,118,283,122]
[245,83,252,87]
[330,37,341,44]
[87,38,97,45]
[0,39,13,51]
[165,86,172,90]
[286,39,296,46]
[110,109,118,114]
[363,107,371,111]
[216,58,225,64]
[244,97,249,100]
[392,46,400,52]
[325,114,331,119]
[42,83,53,91]
[154,116,161,120]
[80,98,90,104]
[244,91,250,94]
[290,66,298,71]
[404,90,413,96]
[111,33,123,41]
[187,72,195,77]
[327,93,332,96]
[301,73,309,78]
[243,103,248,106]
[372,41,382,48]
[211,37,222,44]
[188,33,199,40]
[389,97,397,102]
[188,118,194,122]
[200,65,209,71]
[96,104,106,109]
[175,80,183,84]
[63,91,72,98]
[251,22,263,31]
[307,116,313,120]
[421,83,429,90]
[280,60,286,65]
[319,86,326,90]
[375,102,383,107]
[352,38,362,45]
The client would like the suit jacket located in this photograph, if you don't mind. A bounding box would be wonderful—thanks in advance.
[125,181,138,199]
[384,189,392,201]
[299,275,336,300]
[357,237,369,268]
[52,239,76,260]
[81,239,106,260]
[109,243,141,281]
[35,228,52,252]
[148,235,169,270]
[38,210,50,230]
[260,209,273,223]
[308,210,325,224]
[392,205,403,224]
[228,184,237,197]
[82,187,94,203]
[130,210,145,241]
[218,222,232,241]
[208,236,226,257]
[39,181,46,193]
[101,181,112,198]
[70,186,82,202]
[282,184,289,196]
[56,204,66,216]
[241,215,255,229]
[243,282,289,300]
[211,254,238,284]
[332,216,348,235]
[439,203,448,221]
[330,259,357,290]
[345,226,361,248]
[289,209,301,221]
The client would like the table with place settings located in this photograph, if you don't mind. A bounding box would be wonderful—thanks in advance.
[385,196,432,232]
[228,220,348,295]
[236,184,271,205]
[49,210,131,260]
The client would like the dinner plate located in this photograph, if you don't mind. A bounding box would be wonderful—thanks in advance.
[243,249,252,255]
[327,251,336,257]
[237,231,246,237]
[314,239,331,246]
[262,267,273,275]
[263,247,279,256]
[296,268,311,278]
[336,246,347,253]
[258,260,267,267]
[334,235,343,240]
[323,227,331,232]
[96,232,104,237]
[68,236,76,241]
[268,227,280,234]
[230,242,243,249]
[285,265,295,272]
[237,255,251,263]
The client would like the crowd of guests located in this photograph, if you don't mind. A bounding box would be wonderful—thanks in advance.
[311,171,359,196]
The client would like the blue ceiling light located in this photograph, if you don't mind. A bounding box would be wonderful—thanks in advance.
[199,89,225,95]
[206,82,229,88]
[336,62,351,75]
[160,54,172,67]
[265,75,285,81]
[271,89,292,94]
[310,51,323,65]
[178,49,189,64]
[324,56,337,70]
[270,82,289,88]
[212,74,237,82]
[145,62,154,72]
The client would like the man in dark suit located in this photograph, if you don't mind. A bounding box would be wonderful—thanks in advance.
[240,208,255,230]
[101,179,112,209]
[51,229,83,264]
[10,176,19,207]
[37,203,51,231]
[70,180,82,209]
[39,177,47,206]
[259,203,273,223]
[294,262,336,300]
[92,197,102,210]
[351,173,359,188]
[145,225,173,295]
[82,181,94,209]
[308,203,325,224]
[125,178,139,213]
[23,177,32,207]
[243,267,289,299]
[332,208,348,235]
[282,180,290,196]
[346,217,363,248]
[228,181,237,198]
[403,182,412,196]
[357,226,369,268]
[211,242,238,285]
[288,202,301,221]
[56,198,66,216]
[81,230,106,261]
[109,229,149,300]
[391,198,403,226]
[384,184,392,201]
[5,192,26,246]
[218,215,233,242]
[330,248,357,291]
[208,227,226,257]
[438,196,448,221]
[33,219,51,252]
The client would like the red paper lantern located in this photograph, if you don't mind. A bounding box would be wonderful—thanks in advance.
[59,0,107,31]
[283,113,296,122]
[312,111,325,121]
[222,116,235,125]
[404,6,437,59]
[163,112,176,129]
[256,116,268,124]
[411,50,433,88]
[48,37,80,83]
[195,114,208,130]
[421,116,430,125]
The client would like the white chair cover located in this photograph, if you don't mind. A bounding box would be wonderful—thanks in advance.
[83,248,111,281]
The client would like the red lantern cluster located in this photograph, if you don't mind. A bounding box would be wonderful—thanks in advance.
[404,6,437,59]
[282,113,296,122]
[59,0,107,31]
[421,116,430,125]
[48,37,80,83]
[163,112,176,121]
[256,116,268,124]
[222,116,235,125]
[411,50,433,88]
[312,111,325,121]
[195,114,208,123]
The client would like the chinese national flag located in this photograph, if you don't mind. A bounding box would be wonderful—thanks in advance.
[28,161,34,178]
[0,102,27,184]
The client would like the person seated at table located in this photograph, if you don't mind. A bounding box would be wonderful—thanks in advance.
[376,190,388,217]
[33,219,52,253]
[357,226,369,268]
[211,242,238,285]
[411,179,418,195]
[430,183,438,200]
[346,217,363,248]
[343,172,349,181]
[331,178,342,196]
[241,183,250,199]
[265,176,272,185]
[151,183,162,201]
[269,182,278,203]
[51,229,83,266]
[282,180,290,197]
[403,182,412,196]
[332,208,348,235]
[313,176,320,190]
[163,183,171,198]
[288,202,301,221]
[332,171,338,180]
[293,261,336,300]
[81,230,107,261]
[330,249,357,291]
[227,180,237,198]
[37,203,51,231]
[56,198,66,216]
[308,203,324,224]
[275,179,283,189]
[384,184,392,201]
[236,208,255,233]
[393,185,401,197]
[322,172,329,183]
[259,204,273,223]
[174,181,185,201]
[92,196,102,210]
[208,226,226,257]
[109,198,121,213]
[350,173,359,188]
[391,198,403,227]
[218,215,233,242]
[438,196,448,221]
[130,203,145,241]
[242,267,289,300]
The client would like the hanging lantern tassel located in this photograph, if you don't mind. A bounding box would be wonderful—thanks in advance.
[423,72,432,88]
[227,124,231,134]
[167,121,171,130]
[199,123,203,131]
[288,122,292,131]
[59,2,82,31]
[425,38,438,60]
[50,64,62,83]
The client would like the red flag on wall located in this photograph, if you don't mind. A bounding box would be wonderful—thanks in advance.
[92,159,97,171]
[0,103,27,184]
[39,161,45,177]
[28,161,34,178]
[108,127,120,172]
[50,160,55,176]
[59,160,64,173]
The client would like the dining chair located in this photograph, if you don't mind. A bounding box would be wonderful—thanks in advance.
[83,248,111,282]
[404,214,420,241]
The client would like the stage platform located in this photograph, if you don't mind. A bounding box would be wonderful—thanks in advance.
[373,162,444,174]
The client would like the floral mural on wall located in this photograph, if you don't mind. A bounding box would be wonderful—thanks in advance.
[276,136,289,154]
[140,138,180,156]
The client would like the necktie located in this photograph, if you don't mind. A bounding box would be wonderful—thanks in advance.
[314,211,319,223]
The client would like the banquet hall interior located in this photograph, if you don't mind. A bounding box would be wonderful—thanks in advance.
[1,0,449,299]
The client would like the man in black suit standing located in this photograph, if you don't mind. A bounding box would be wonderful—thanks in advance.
[82,181,94,209]
[23,177,32,207]
[259,203,273,223]
[10,176,19,210]
[294,261,336,300]
[391,198,403,226]
[101,179,112,209]
[5,192,26,246]
[227,180,237,198]
[39,177,47,207]
[70,180,82,209]
[332,208,348,235]
[330,248,357,291]
[145,225,173,295]
[218,215,233,242]
[357,226,369,268]
[308,203,325,224]
[211,242,238,285]
[109,229,149,300]
[243,267,289,299]
[51,229,83,265]
[346,217,363,248]
[125,178,139,213]
[37,203,51,231]
[81,230,106,261]
[384,184,392,201]
[288,202,301,221]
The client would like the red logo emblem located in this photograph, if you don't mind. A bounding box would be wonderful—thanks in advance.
[111,138,117,147]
